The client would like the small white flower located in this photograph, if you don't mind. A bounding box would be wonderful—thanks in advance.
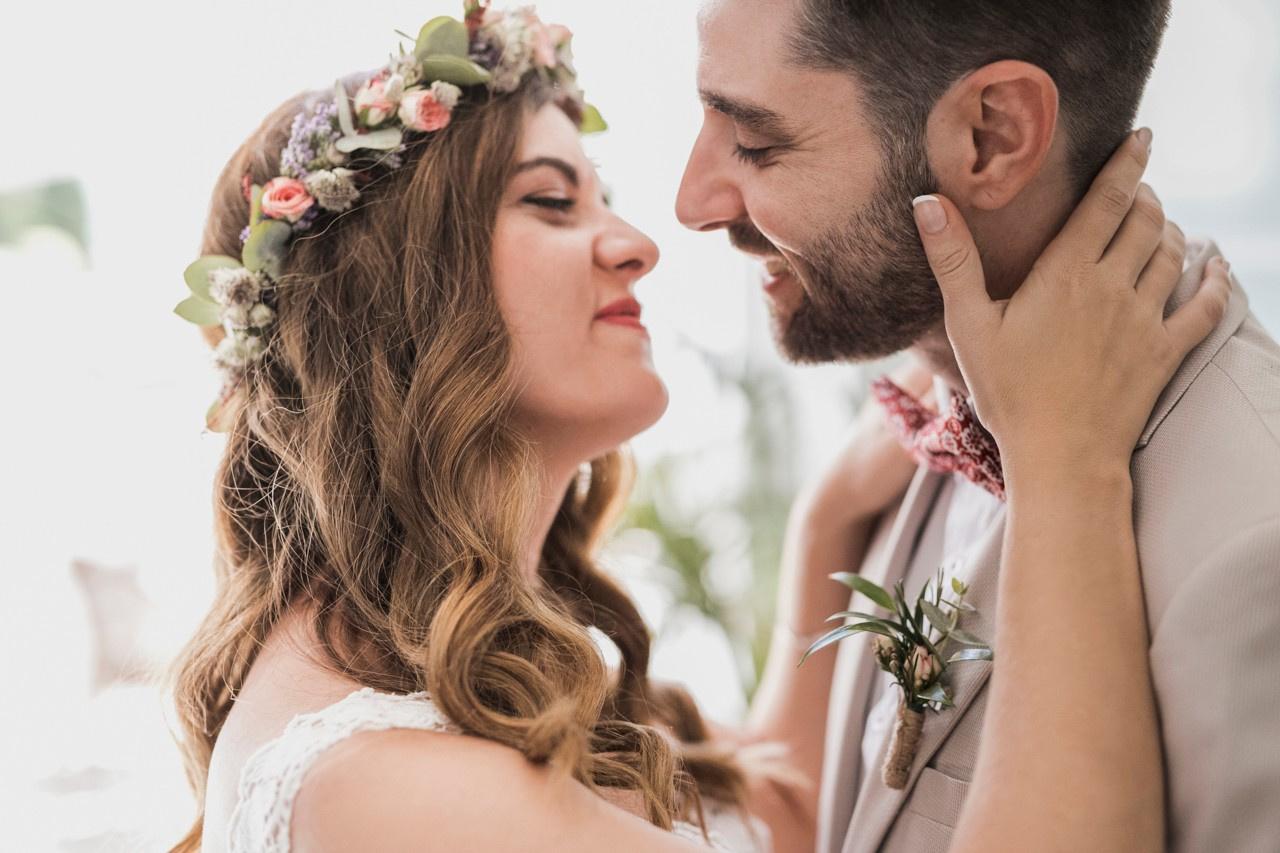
[240,334,265,360]
[304,168,361,212]
[395,57,424,87]
[430,81,462,110]
[213,335,249,371]
[249,303,276,327]
[383,72,406,101]
[223,304,251,330]
[207,267,261,308]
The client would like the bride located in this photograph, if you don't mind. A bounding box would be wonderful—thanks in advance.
[167,4,1231,851]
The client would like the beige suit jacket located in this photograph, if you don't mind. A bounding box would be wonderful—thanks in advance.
[816,239,1280,853]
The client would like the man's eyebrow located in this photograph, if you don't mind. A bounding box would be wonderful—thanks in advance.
[700,90,791,137]
[513,156,579,187]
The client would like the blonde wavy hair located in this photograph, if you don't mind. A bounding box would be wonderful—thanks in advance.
[168,75,745,851]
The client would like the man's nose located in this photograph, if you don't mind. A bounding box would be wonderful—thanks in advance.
[676,129,745,233]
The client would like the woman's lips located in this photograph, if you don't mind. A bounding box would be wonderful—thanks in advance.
[594,297,647,333]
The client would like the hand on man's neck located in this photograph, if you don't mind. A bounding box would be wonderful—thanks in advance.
[912,138,1080,400]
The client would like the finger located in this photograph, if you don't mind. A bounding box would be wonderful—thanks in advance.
[1101,183,1166,283]
[1135,220,1187,311]
[1164,255,1231,356]
[1050,128,1153,264]
[912,194,997,328]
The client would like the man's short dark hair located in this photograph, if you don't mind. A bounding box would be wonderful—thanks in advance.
[789,0,1172,191]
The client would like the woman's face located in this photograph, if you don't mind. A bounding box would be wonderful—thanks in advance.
[493,103,667,464]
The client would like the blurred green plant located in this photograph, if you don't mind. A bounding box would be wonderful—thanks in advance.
[0,179,88,254]
[623,346,803,699]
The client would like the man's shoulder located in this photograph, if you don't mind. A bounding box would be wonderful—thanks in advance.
[1132,278,1280,623]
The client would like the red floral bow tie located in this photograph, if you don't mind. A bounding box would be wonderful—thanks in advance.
[872,375,1006,501]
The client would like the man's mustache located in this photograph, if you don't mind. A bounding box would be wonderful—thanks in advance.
[727,220,779,257]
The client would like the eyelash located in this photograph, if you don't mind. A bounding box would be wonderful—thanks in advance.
[734,144,774,167]
[526,196,575,212]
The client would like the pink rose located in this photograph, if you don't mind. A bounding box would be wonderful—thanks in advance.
[260,177,314,223]
[354,72,402,127]
[398,89,452,133]
[530,22,557,68]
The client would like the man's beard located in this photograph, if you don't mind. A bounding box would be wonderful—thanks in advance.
[734,139,944,364]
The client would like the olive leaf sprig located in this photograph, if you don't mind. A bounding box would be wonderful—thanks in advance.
[799,569,993,789]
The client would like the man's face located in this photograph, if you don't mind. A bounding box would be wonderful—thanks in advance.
[676,0,942,363]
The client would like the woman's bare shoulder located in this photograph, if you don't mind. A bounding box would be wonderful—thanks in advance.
[290,727,705,853]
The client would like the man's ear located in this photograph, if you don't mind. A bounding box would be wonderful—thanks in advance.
[926,60,1059,210]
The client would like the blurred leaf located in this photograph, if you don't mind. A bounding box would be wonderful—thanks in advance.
[829,572,896,612]
[919,601,950,634]
[580,104,608,134]
[183,255,241,300]
[334,79,356,137]
[335,127,404,153]
[415,16,469,59]
[421,55,492,86]
[242,220,291,277]
[949,628,989,647]
[947,647,993,664]
[799,622,892,665]
[174,295,222,326]
[0,179,88,254]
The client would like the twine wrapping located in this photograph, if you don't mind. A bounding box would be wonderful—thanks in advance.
[882,700,925,789]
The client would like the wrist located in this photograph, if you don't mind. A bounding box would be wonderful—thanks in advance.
[1004,454,1133,504]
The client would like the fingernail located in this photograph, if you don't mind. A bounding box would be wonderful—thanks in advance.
[913,195,947,235]
[1137,127,1153,153]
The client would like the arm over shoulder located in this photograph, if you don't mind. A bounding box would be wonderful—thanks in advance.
[291,727,709,853]
[1149,516,1280,853]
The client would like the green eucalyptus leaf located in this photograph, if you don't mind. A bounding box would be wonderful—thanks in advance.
[420,55,492,86]
[174,295,222,326]
[920,600,951,633]
[947,647,994,664]
[579,104,608,134]
[334,127,404,153]
[205,398,227,433]
[949,628,990,647]
[183,255,242,300]
[334,79,356,137]
[829,572,896,613]
[917,682,951,706]
[414,16,469,60]
[798,622,894,666]
[249,184,264,227]
[824,611,908,634]
[241,220,292,277]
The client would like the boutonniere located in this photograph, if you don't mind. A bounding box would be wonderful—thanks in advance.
[800,570,993,789]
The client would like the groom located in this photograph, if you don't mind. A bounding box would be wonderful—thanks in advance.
[677,1,1280,851]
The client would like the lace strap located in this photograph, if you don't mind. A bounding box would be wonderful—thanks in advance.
[227,687,456,853]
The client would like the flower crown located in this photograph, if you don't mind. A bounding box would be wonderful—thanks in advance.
[175,1,604,428]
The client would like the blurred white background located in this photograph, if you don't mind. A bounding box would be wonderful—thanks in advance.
[1,1,1276,849]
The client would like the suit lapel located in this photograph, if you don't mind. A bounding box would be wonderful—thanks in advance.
[842,510,1006,853]
[818,467,946,853]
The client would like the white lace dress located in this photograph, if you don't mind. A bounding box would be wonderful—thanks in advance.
[226,687,770,852]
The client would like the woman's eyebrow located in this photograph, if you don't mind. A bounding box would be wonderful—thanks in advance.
[513,156,579,187]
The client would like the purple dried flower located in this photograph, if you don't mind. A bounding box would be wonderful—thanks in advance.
[280,101,341,180]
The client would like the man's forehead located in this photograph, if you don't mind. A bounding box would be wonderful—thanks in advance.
[696,0,792,69]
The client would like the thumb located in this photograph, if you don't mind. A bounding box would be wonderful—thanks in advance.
[912,194,994,322]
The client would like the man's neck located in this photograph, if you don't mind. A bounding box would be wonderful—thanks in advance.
[917,145,1081,395]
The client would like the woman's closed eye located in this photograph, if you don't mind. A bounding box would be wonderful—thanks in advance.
[525,195,575,212]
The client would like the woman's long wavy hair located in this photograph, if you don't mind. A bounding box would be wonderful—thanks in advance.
[167,74,746,851]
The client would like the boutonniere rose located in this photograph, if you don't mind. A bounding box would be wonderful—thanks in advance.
[801,570,993,789]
